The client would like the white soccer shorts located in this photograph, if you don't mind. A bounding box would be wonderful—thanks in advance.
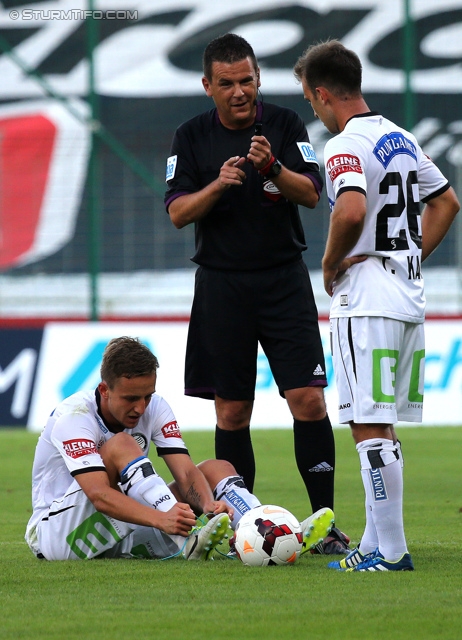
[32,480,180,560]
[331,316,425,424]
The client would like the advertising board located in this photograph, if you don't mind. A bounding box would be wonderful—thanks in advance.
[20,321,462,431]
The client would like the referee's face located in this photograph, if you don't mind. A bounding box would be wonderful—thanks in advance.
[202,57,260,130]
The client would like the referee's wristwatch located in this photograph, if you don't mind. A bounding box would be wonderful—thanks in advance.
[259,155,282,178]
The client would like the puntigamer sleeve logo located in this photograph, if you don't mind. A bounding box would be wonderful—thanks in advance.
[63,438,98,458]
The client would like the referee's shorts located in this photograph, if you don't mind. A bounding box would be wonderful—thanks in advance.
[185,259,328,401]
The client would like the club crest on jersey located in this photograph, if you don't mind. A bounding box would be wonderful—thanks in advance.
[297,142,319,167]
[166,155,177,182]
[161,420,182,438]
[326,154,362,182]
[131,432,148,450]
[373,132,417,169]
[263,179,282,202]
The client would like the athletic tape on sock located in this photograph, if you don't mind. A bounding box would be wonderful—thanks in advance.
[356,439,399,471]
[120,456,155,487]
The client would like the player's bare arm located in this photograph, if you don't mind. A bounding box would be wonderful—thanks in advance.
[248,133,319,208]
[76,469,197,536]
[168,156,247,229]
[164,453,234,519]
[322,190,367,296]
[421,186,459,262]
[184,481,232,519]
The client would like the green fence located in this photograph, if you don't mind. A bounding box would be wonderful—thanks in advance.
[0,1,460,319]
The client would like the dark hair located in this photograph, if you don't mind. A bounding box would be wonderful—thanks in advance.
[100,336,159,388]
[203,33,258,80]
[294,40,362,98]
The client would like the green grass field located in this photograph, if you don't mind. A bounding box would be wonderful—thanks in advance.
[1,426,461,640]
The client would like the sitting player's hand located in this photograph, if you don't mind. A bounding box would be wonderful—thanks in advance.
[162,502,197,536]
[203,500,234,521]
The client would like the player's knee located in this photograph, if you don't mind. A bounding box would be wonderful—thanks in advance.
[216,399,253,430]
[100,432,143,460]
[198,459,237,486]
[99,433,145,486]
[286,387,326,420]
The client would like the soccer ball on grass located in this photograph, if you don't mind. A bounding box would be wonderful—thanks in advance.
[234,504,303,566]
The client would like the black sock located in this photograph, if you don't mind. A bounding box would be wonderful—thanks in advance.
[215,425,255,492]
[293,416,335,512]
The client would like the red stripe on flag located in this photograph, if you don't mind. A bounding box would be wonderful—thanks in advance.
[0,114,56,268]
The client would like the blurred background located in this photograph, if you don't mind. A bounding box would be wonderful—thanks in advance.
[0,0,461,319]
[0,0,461,429]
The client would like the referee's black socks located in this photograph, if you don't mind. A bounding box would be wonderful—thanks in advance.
[293,416,335,513]
[215,425,256,493]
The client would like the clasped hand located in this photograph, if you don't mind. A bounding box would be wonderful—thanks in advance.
[218,133,272,188]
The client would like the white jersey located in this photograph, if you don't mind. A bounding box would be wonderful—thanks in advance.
[324,113,449,322]
[27,389,188,535]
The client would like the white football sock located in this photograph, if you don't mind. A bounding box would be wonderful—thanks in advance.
[213,475,260,530]
[358,476,379,555]
[358,438,402,554]
[356,439,408,561]
[119,456,183,549]
[119,456,177,512]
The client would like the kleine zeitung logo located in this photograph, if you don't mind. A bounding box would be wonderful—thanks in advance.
[161,420,181,438]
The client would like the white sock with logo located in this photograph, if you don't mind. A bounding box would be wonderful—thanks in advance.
[119,456,184,549]
[358,480,379,555]
[213,475,261,530]
[119,456,177,512]
[356,439,408,562]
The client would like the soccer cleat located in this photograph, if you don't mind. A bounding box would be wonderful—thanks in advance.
[183,513,230,561]
[300,507,335,555]
[347,552,414,572]
[226,533,237,558]
[328,547,380,570]
[311,526,351,555]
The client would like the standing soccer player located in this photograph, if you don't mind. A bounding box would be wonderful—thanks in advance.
[164,33,349,553]
[294,40,459,571]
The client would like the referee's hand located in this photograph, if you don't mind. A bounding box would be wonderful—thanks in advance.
[218,156,246,188]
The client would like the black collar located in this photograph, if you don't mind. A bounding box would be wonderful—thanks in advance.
[94,387,121,434]
[345,111,379,126]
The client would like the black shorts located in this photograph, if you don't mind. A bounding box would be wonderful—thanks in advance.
[185,260,327,400]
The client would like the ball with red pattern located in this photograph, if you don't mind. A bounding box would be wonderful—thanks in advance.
[235,505,303,566]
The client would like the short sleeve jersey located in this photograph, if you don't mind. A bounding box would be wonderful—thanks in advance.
[164,102,323,270]
[324,113,450,322]
[28,390,188,531]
